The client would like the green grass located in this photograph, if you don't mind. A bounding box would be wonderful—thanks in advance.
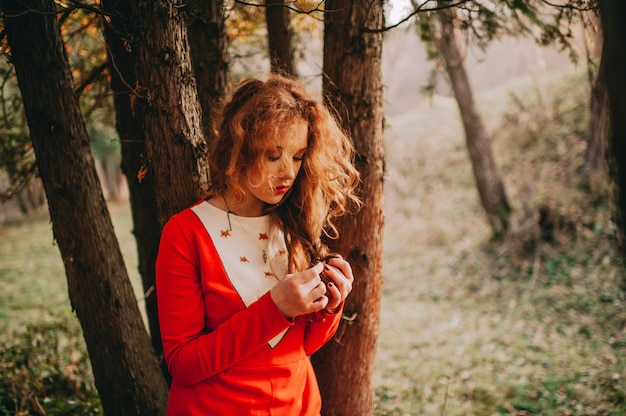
[0,202,142,415]
[0,208,68,326]
[2,67,626,415]
[0,201,143,333]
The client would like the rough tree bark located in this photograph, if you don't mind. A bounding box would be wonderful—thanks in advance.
[103,0,230,384]
[0,0,169,414]
[435,2,511,237]
[598,0,626,287]
[101,0,168,382]
[313,1,385,415]
[126,0,209,228]
[187,0,230,138]
[265,0,297,77]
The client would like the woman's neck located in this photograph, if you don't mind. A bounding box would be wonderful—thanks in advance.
[207,192,265,217]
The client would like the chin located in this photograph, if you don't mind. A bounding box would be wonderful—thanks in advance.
[266,196,286,205]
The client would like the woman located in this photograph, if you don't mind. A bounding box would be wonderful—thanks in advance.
[156,74,360,415]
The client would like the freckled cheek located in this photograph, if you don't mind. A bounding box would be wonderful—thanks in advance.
[254,162,275,179]
[266,168,281,181]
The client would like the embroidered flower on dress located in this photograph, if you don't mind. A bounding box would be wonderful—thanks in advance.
[259,233,268,240]
[221,230,232,238]
[240,256,249,263]
[264,271,276,279]
[278,249,286,256]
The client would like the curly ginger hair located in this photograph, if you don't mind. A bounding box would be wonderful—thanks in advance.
[207,74,361,273]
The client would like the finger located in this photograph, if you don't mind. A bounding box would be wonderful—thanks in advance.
[311,292,329,311]
[327,257,354,282]
[312,262,325,273]
[294,262,324,293]
[322,264,347,288]
[325,281,341,310]
[326,280,340,298]
[305,262,324,282]
[308,279,327,301]
[302,277,323,297]
[331,277,352,302]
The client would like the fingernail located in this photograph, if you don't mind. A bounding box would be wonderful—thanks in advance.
[327,281,333,287]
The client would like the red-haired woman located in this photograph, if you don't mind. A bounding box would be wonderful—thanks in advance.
[156,74,361,415]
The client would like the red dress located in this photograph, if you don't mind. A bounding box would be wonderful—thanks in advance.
[156,200,343,415]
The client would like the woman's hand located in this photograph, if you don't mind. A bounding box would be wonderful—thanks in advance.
[270,262,328,319]
[320,256,354,314]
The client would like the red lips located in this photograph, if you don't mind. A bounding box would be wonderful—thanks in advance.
[274,186,289,195]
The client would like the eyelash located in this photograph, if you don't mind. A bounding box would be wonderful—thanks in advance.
[268,154,305,162]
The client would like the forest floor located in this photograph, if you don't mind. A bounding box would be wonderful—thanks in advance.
[1,67,625,415]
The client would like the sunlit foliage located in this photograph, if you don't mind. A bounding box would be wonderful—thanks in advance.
[0,0,117,203]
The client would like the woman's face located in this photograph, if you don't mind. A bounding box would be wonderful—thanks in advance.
[241,118,309,216]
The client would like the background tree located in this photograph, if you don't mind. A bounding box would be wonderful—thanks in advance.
[0,1,110,210]
[581,16,607,192]
[64,5,121,199]
[0,0,169,414]
[402,0,601,237]
[101,0,168,382]
[312,0,385,414]
[188,0,231,137]
[598,0,626,282]
[103,0,230,384]
[0,61,37,205]
[265,0,297,76]
[125,0,209,229]
[431,0,511,237]
[118,0,212,390]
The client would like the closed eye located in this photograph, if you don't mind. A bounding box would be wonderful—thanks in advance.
[293,150,307,162]
[266,148,307,162]
[266,150,282,162]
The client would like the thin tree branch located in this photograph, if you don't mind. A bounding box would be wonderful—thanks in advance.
[540,0,597,12]
[2,0,116,19]
[233,0,358,21]
[235,0,324,14]
[75,61,108,96]
[363,0,470,33]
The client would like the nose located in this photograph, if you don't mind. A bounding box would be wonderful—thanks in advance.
[279,158,296,179]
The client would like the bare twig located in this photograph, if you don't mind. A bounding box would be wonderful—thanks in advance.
[364,0,471,33]
[75,61,108,96]
[540,0,597,12]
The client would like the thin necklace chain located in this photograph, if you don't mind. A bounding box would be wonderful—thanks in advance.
[222,193,234,231]
[222,193,267,264]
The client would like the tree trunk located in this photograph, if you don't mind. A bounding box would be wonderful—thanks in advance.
[0,0,169,414]
[127,0,209,228]
[265,0,297,77]
[435,3,511,237]
[314,1,384,415]
[187,0,230,138]
[598,0,626,287]
[581,47,608,192]
[101,0,169,383]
